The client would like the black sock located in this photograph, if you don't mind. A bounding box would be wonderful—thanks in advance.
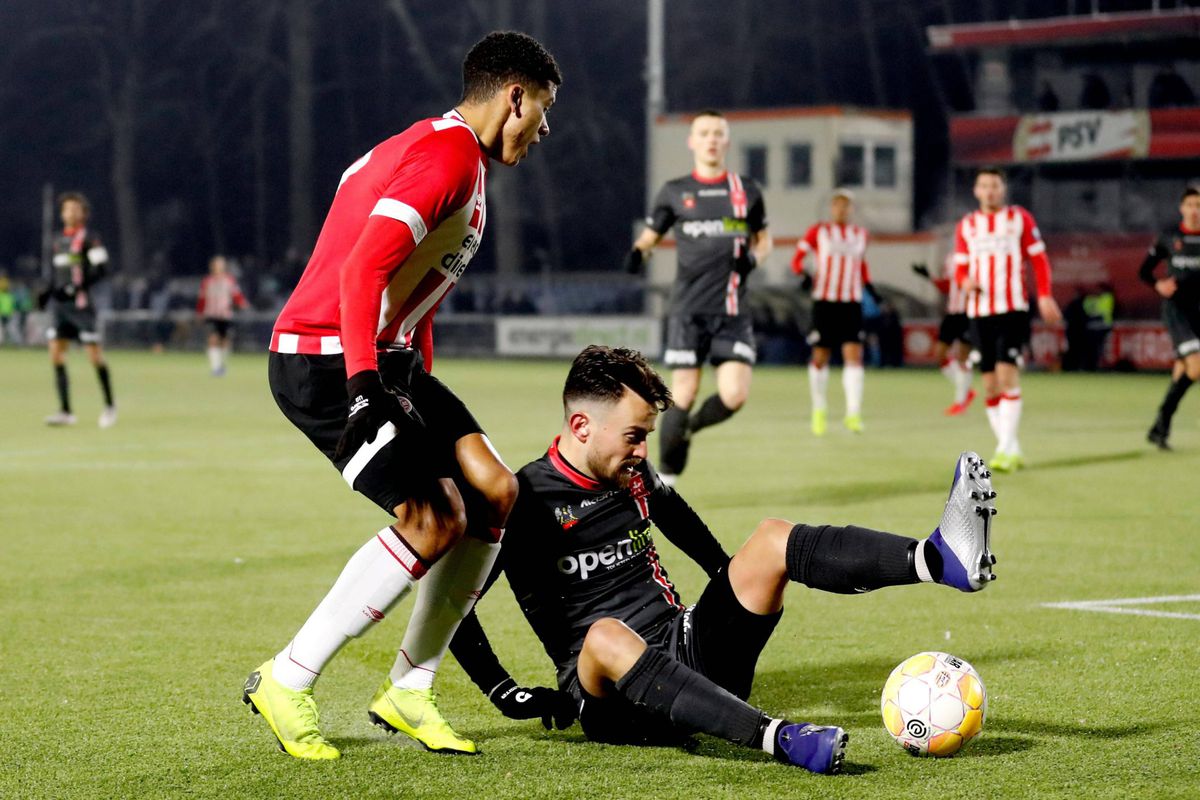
[54,364,71,413]
[689,394,737,433]
[616,647,768,747]
[1155,374,1193,433]
[658,407,691,475]
[785,523,925,594]
[96,363,114,407]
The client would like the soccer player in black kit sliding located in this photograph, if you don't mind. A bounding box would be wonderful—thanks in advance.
[1143,187,1200,450]
[449,345,999,775]
[624,109,771,485]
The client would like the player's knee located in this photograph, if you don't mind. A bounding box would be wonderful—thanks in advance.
[583,618,636,666]
[719,386,749,411]
[745,518,792,563]
[1186,362,1200,382]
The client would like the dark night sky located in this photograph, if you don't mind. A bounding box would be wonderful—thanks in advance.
[0,0,1182,280]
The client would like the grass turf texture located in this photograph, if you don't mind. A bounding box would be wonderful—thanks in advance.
[1,349,1197,799]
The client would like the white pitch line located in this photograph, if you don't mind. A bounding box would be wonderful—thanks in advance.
[1042,595,1200,621]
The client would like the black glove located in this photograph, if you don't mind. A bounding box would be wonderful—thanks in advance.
[489,677,577,730]
[799,272,814,293]
[623,248,645,275]
[911,262,930,280]
[733,250,757,279]
[865,282,883,304]
[333,369,420,461]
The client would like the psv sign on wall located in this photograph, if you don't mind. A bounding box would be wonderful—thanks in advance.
[1014,111,1150,162]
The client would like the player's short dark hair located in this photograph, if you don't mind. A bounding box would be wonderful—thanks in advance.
[461,31,562,104]
[975,167,1006,182]
[56,191,91,215]
[1182,186,1200,203]
[692,108,725,122]
[564,345,672,413]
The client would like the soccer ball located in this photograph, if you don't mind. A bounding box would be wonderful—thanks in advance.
[880,651,986,757]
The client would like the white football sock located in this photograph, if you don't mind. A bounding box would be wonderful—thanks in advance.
[272,526,427,691]
[985,397,1003,449]
[999,390,1023,455]
[207,346,222,372]
[843,364,864,416]
[808,363,829,412]
[954,362,973,404]
[939,358,957,385]
[913,540,935,583]
[389,534,501,690]
[761,718,784,756]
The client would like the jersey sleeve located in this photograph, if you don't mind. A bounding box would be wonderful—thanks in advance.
[1138,231,1170,287]
[1018,207,1052,298]
[953,219,970,286]
[196,277,209,314]
[232,278,248,309]
[791,225,820,274]
[646,183,677,235]
[746,179,768,233]
[645,462,729,578]
[340,129,481,377]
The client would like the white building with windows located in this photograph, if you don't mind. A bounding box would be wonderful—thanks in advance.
[645,106,935,297]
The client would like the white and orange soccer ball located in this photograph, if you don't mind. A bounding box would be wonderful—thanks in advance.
[880,651,986,757]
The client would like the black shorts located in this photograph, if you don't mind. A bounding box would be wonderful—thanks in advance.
[206,318,233,338]
[268,348,483,513]
[1164,301,1200,358]
[969,311,1030,373]
[47,303,100,344]
[663,314,756,368]
[807,300,864,349]
[938,313,970,346]
[575,567,781,746]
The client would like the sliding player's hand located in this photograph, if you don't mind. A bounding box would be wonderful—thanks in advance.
[334,370,420,461]
[489,677,577,729]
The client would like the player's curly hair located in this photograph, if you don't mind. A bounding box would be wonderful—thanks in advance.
[564,345,672,413]
[461,31,562,104]
[975,166,1006,182]
[56,191,91,215]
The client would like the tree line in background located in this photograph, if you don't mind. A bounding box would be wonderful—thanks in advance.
[0,0,1088,282]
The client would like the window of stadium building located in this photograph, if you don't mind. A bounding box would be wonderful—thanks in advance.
[873,144,897,188]
[787,142,812,187]
[743,144,768,187]
[837,143,865,187]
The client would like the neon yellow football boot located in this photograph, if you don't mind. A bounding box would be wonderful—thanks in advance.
[988,451,1015,473]
[843,414,864,434]
[811,408,828,437]
[368,681,478,754]
[242,659,340,760]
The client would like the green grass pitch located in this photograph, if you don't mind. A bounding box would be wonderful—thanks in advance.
[2,348,1197,799]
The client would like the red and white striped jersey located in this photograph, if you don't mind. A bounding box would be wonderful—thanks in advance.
[271,110,487,376]
[931,254,968,315]
[791,222,872,303]
[197,274,247,320]
[953,205,1051,318]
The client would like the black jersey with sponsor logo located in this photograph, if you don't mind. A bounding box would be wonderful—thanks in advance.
[1142,225,1200,308]
[467,437,729,691]
[49,227,108,309]
[648,172,767,316]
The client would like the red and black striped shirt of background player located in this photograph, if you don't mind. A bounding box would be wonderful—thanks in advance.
[647,172,767,317]
[449,437,730,693]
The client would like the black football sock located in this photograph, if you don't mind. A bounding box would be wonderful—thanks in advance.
[54,364,71,413]
[1154,374,1193,433]
[658,406,691,475]
[616,647,768,747]
[785,523,932,594]
[689,394,737,433]
[95,364,114,407]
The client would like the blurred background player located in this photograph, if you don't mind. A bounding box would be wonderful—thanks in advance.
[792,189,880,434]
[955,168,1061,472]
[625,109,771,484]
[0,271,14,344]
[241,31,560,761]
[195,255,248,376]
[912,259,976,415]
[1141,186,1200,450]
[42,192,116,428]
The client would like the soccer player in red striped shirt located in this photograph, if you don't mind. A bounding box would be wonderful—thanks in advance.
[954,168,1062,472]
[792,189,880,435]
[241,32,561,761]
[195,255,247,376]
[912,256,976,415]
